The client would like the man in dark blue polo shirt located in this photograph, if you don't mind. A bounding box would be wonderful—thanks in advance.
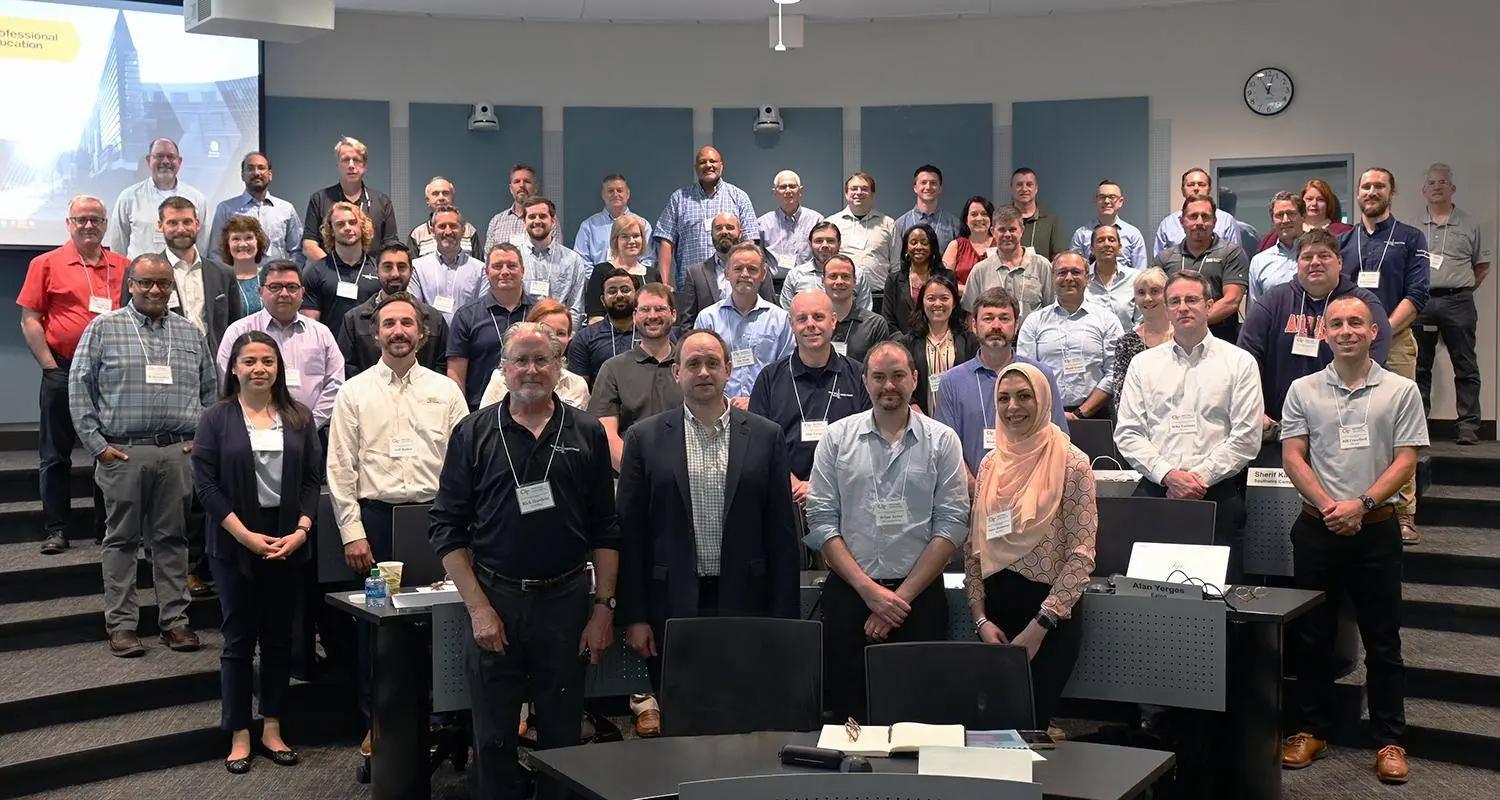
[1338,167,1428,544]
[447,243,534,409]
[567,267,637,385]
[749,290,871,514]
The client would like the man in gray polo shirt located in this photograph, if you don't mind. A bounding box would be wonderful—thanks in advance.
[1152,195,1249,342]
[1279,294,1426,786]
[1414,163,1490,445]
[588,282,683,472]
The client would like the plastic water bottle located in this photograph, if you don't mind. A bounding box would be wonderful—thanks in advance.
[364,568,387,609]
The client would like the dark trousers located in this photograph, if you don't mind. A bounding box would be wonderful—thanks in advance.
[1290,513,1405,746]
[38,362,75,536]
[1415,290,1481,437]
[210,508,297,732]
[983,569,1083,728]
[354,500,399,728]
[820,571,948,721]
[467,568,591,800]
[1133,471,1247,585]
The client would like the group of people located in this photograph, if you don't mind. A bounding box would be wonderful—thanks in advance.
[16,132,1475,793]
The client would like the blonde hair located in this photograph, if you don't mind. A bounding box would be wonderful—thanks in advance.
[1133,266,1168,293]
[320,201,374,255]
[607,213,647,261]
[334,136,368,162]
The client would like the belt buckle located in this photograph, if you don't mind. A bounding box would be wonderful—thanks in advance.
[152,433,175,447]
[520,577,543,592]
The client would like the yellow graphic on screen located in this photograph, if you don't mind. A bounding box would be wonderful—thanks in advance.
[0,17,80,62]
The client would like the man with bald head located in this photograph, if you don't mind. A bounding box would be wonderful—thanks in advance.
[677,212,776,331]
[653,146,759,292]
[758,169,824,269]
[751,291,872,514]
[107,138,206,258]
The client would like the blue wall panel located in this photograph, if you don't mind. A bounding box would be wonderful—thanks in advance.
[264,96,391,238]
[561,107,694,259]
[860,104,993,221]
[1011,97,1150,242]
[408,103,543,235]
[711,107,844,222]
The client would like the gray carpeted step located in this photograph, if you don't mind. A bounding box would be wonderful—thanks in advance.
[0,699,220,769]
[1280,742,1500,799]
[1403,582,1500,635]
[0,593,221,652]
[1417,486,1500,527]
[0,497,94,546]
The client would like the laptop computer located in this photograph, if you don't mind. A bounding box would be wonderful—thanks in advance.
[1127,542,1231,588]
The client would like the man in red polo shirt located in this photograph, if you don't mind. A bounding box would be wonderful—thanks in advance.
[18,195,129,555]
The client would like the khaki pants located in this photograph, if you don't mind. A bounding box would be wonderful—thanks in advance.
[1387,328,1418,519]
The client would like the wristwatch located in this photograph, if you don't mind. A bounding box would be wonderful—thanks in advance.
[594,596,617,610]
[1034,611,1058,631]
[1359,494,1376,511]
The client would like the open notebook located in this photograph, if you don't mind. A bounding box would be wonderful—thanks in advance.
[816,723,965,757]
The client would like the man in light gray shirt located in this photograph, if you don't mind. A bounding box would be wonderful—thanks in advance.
[106,138,206,258]
[517,196,588,328]
[805,339,969,719]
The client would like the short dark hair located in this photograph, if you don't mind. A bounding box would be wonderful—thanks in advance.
[373,290,425,334]
[1180,167,1211,187]
[823,254,856,275]
[511,163,537,179]
[972,287,1021,319]
[600,267,636,287]
[809,220,840,244]
[1269,191,1306,216]
[913,164,943,184]
[241,151,273,170]
[674,328,730,364]
[636,282,676,311]
[863,340,916,375]
[376,241,412,262]
[844,172,877,192]
[602,173,628,185]
[1181,194,1218,217]
[487,242,524,265]
[1165,270,1216,300]
[1326,293,1373,320]
[156,195,198,220]
[259,258,301,284]
[1011,167,1036,180]
[1363,167,1397,193]
[1296,227,1340,256]
[521,195,556,216]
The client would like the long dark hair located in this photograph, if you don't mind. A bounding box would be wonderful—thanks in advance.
[220,331,311,430]
[956,195,994,239]
[908,272,968,339]
[900,223,940,273]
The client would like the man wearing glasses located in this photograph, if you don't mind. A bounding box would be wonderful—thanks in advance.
[758,170,825,270]
[18,196,130,555]
[105,138,206,258]
[1069,180,1149,268]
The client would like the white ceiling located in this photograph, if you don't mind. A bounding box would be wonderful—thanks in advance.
[332,0,1241,24]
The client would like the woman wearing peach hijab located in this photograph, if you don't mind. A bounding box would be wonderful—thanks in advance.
[963,362,1097,728]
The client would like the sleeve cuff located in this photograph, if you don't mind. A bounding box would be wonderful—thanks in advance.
[337,520,366,546]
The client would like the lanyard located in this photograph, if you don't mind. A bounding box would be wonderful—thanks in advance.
[1333,382,1370,429]
[976,371,994,425]
[498,410,563,488]
[80,260,113,299]
[788,356,839,422]
[608,326,638,359]
[1356,222,1397,275]
[130,315,162,366]
[1425,219,1450,261]
[1295,290,1328,336]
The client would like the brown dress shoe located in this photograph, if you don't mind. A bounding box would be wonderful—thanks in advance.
[160,626,201,652]
[1399,513,1420,546]
[187,575,213,597]
[1376,744,1409,783]
[634,708,662,738]
[1281,732,1327,768]
[108,630,146,658]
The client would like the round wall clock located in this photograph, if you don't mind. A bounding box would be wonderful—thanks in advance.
[1244,67,1294,116]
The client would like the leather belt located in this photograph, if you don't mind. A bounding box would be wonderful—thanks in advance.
[475,561,587,592]
[1429,287,1472,297]
[104,432,192,446]
[1302,502,1395,525]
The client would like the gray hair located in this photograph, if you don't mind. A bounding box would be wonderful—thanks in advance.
[501,321,564,360]
[1426,162,1453,181]
[1133,266,1168,293]
[67,194,104,216]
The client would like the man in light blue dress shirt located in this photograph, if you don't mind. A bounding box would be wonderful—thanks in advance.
[894,164,960,255]
[1153,168,1242,254]
[693,243,792,405]
[1068,180,1147,268]
[1085,224,1142,330]
[410,206,487,323]
[654,146,759,292]
[1016,253,1123,418]
[1248,192,1306,306]
[573,173,654,268]
[209,151,302,264]
[518,197,589,328]
[758,169,824,269]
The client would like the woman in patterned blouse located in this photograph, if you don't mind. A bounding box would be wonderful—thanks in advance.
[964,362,1097,728]
[1109,266,1173,402]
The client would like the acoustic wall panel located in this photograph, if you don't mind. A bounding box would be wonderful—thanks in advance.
[408,103,543,235]
[711,107,844,222]
[860,104,993,219]
[562,107,694,255]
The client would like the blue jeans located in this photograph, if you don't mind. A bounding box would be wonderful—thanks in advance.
[38,363,75,536]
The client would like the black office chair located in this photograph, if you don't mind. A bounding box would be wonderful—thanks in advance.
[660,617,823,737]
[1066,417,1118,464]
[865,642,1035,730]
[1092,495,1216,577]
[681,773,1041,800]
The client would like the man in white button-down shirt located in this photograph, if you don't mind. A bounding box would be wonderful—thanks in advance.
[1114,271,1264,581]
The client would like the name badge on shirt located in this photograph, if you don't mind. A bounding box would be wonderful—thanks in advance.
[983,428,997,450]
[985,509,1014,541]
[1357,271,1380,289]
[731,348,754,368]
[336,281,359,300]
[433,295,455,313]
[873,500,908,527]
[145,364,173,385]
[928,374,943,394]
[1339,425,1371,450]
[88,296,111,314]
[1062,356,1087,376]
[168,290,180,308]
[832,341,848,357]
[801,419,828,442]
[1291,335,1320,357]
[517,481,556,514]
[389,435,417,458]
[1430,255,1445,270]
[1169,412,1198,435]
[527,279,550,298]
[249,428,283,452]
[284,368,302,388]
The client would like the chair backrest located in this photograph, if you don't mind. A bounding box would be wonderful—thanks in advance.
[391,503,443,585]
[1092,495,1216,577]
[680,772,1041,800]
[865,641,1035,730]
[1067,417,1118,464]
[660,617,823,737]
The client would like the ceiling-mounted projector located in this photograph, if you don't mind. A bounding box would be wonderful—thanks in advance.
[185,0,333,44]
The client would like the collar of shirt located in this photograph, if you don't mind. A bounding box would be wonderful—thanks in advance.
[715,294,776,318]
[498,394,566,435]
[1422,206,1466,228]
[371,358,418,387]
[330,252,373,272]
[528,238,556,258]
[834,207,883,224]
[776,207,804,225]
[855,409,918,445]
[234,191,276,209]
[1048,302,1093,321]
[260,308,309,333]
[167,250,202,272]
[1180,235,1224,260]
[1170,332,1217,362]
[631,342,674,365]
[684,404,731,434]
[1089,264,1135,289]
[486,293,529,314]
[1320,358,1387,393]
[437,250,471,267]
[1271,239,1297,258]
[124,302,167,331]
[1360,216,1397,238]
[790,349,849,381]
[687,181,724,200]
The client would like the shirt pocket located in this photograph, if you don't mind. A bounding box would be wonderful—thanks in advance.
[900,467,939,525]
[167,346,200,383]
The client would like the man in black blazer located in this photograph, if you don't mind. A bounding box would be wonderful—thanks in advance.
[676,212,777,332]
[121,196,244,359]
[616,329,800,728]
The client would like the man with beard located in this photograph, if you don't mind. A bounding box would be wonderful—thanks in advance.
[824,255,890,364]
[430,322,620,800]
[408,177,481,258]
[410,205,486,323]
[779,221,872,311]
[806,340,970,720]
[302,136,399,262]
[483,163,540,253]
[210,151,303,263]
[653,146,760,291]
[124,196,242,358]
[678,212,776,332]
[1338,168,1428,543]
[448,244,535,410]
[517,196,588,328]
[568,269,639,385]
[301,202,381,331]
[937,287,1068,476]
[590,283,684,472]
[965,205,1054,320]
[692,243,793,408]
[1152,195,1249,342]
[1016,253,1122,419]
[338,243,450,376]
[106,138,206,258]
[328,291,469,760]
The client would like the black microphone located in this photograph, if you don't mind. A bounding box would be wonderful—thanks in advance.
[779,745,846,770]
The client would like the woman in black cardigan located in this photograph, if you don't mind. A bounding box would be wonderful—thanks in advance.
[881,223,954,336]
[192,330,322,774]
[897,272,978,415]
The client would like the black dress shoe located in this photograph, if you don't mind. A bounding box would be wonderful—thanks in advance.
[40,532,68,555]
[257,742,300,766]
[225,756,252,774]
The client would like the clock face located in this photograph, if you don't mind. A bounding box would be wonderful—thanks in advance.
[1245,68,1293,116]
